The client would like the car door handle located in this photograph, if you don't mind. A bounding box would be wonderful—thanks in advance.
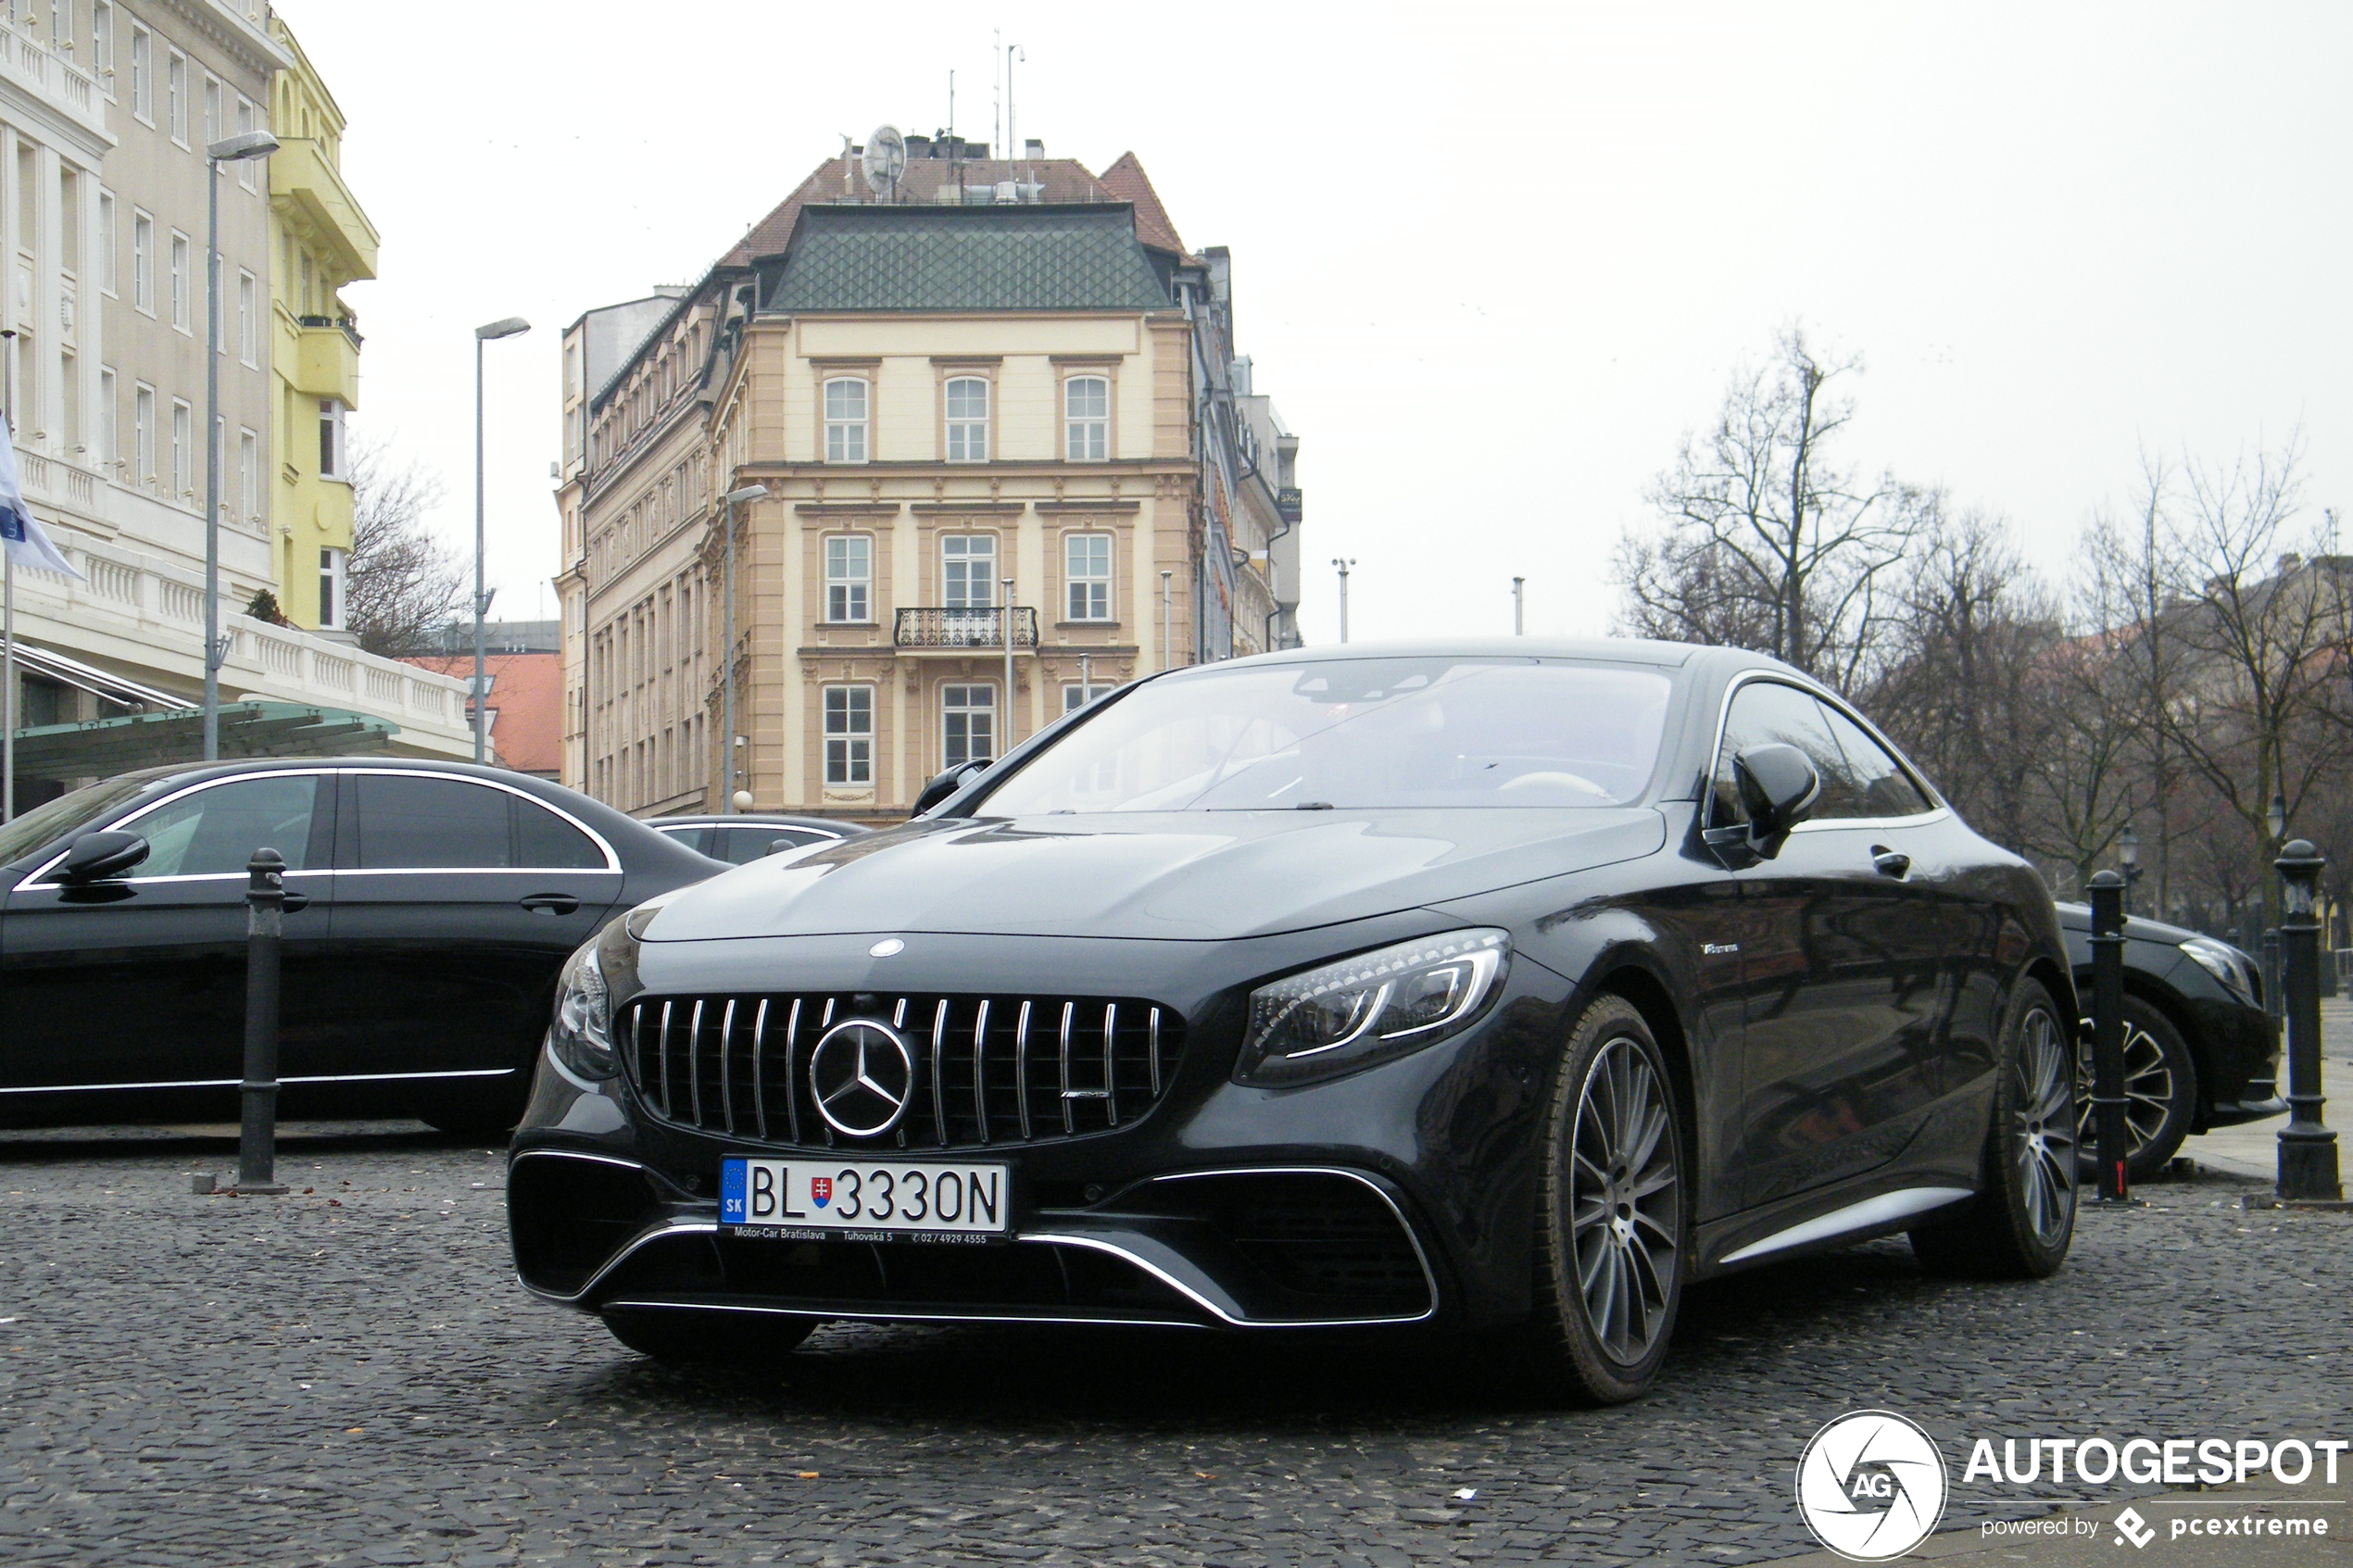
[519,893,580,916]
[282,890,310,912]
[1870,847,1912,880]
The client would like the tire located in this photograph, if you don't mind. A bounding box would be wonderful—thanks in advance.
[1910,979,2076,1280]
[2073,997,2198,1183]
[1518,993,1687,1405]
[602,1308,815,1365]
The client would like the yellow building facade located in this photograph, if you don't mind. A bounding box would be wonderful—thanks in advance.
[263,17,375,633]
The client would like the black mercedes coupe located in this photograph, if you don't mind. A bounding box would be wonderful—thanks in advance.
[509,640,2080,1403]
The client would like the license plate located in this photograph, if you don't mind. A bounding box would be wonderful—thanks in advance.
[720,1157,1010,1243]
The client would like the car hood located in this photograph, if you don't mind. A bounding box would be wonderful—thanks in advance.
[2051,900,2226,949]
[640,808,1667,943]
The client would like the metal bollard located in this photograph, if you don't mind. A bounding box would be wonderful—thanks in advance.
[229,848,290,1197]
[2273,841,2342,1202]
[2086,870,2132,1203]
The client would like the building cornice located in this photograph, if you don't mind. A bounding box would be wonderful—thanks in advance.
[157,0,296,79]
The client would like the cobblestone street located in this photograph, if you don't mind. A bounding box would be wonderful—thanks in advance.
[0,1123,2345,1567]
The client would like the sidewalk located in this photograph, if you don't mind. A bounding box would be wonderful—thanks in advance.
[2177,997,2353,1183]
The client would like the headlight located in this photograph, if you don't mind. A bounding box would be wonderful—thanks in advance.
[548,940,619,1082]
[2180,937,2253,1002]
[1234,929,1509,1087]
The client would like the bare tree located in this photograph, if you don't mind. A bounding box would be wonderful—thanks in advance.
[1619,326,1925,691]
[344,436,461,659]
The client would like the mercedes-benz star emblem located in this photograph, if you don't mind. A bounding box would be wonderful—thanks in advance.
[808,1019,915,1137]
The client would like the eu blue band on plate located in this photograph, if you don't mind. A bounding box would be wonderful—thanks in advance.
[720,1158,747,1224]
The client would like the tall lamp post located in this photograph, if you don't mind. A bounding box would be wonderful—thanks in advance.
[201,131,281,761]
[1333,558,1355,643]
[718,483,767,811]
[1512,576,1525,635]
[2118,823,2143,917]
[472,318,531,763]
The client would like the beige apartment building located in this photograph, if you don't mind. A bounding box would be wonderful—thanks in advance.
[557,136,1303,822]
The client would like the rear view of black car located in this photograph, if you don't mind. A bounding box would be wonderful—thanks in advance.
[0,759,721,1137]
[509,640,2083,1404]
[2053,903,2280,1179]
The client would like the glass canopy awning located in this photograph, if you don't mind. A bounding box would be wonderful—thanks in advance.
[7,701,401,779]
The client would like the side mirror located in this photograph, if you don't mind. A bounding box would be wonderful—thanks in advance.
[54,830,149,884]
[911,761,988,818]
[1730,743,1820,857]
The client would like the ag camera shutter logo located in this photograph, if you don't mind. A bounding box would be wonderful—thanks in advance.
[1796,1411,1949,1561]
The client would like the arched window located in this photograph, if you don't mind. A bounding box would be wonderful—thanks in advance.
[1064,375,1108,460]
[945,376,989,461]
[824,377,868,463]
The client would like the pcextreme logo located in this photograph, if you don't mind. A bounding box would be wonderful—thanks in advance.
[1795,1411,1949,1562]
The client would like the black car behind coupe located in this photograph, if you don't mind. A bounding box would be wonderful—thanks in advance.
[510,640,2081,1403]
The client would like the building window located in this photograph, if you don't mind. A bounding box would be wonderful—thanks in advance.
[1062,683,1116,714]
[945,376,989,461]
[318,398,346,480]
[130,210,150,313]
[237,270,255,363]
[132,382,152,480]
[823,685,873,786]
[824,534,871,622]
[168,231,188,330]
[236,98,258,191]
[319,547,346,629]
[942,684,996,769]
[98,367,115,465]
[170,398,190,497]
[58,168,78,274]
[97,189,115,295]
[1064,375,1109,460]
[1065,533,1113,621]
[94,2,111,77]
[59,350,78,449]
[941,533,997,611]
[238,428,257,521]
[50,0,69,44]
[202,74,220,148]
[129,25,148,121]
[823,376,867,462]
[166,49,185,144]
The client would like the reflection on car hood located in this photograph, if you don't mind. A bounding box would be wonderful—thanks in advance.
[642,808,1667,942]
[2050,900,2220,947]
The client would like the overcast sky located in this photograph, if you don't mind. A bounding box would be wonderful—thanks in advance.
[280,0,2351,645]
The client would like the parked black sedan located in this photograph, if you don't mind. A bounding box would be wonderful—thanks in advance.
[0,758,721,1137]
[648,813,869,867]
[510,640,2080,1404]
[2053,903,2279,1180]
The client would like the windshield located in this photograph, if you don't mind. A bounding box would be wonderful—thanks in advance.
[981,658,1675,814]
[0,768,175,866]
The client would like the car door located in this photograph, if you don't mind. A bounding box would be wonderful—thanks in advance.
[0,771,335,1118]
[1715,680,1958,1207]
[315,771,623,1087]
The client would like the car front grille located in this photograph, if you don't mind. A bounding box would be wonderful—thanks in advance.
[618,992,1183,1149]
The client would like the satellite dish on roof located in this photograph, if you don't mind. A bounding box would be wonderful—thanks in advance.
[862,125,907,197]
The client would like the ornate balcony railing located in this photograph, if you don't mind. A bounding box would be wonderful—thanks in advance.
[894,606,1038,650]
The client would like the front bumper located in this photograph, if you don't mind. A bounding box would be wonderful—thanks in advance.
[508,926,1576,1332]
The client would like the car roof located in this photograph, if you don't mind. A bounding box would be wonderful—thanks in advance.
[649,813,867,834]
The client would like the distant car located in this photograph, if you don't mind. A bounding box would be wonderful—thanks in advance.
[2053,903,2281,1180]
[0,758,724,1138]
[649,813,869,867]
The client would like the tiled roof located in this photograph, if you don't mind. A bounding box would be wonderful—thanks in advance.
[723,157,1120,267]
[1096,152,1189,257]
[764,204,1173,313]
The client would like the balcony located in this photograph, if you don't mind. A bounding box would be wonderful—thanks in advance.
[894,606,1039,650]
[291,317,360,404]
[270,138,380,282]
[0,22,105,142]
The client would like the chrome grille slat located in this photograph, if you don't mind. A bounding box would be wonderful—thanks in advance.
[620,991,1179,1151]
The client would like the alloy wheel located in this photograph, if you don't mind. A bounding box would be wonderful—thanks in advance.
[2014,1007,2077,1243]
[1569,1035,1681,1365]
[2072,1022,2175,1157]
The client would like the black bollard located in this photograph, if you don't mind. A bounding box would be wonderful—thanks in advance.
[231,848,290,1197]
[2274,841,2342,1202]
[2087,870,2132,1203]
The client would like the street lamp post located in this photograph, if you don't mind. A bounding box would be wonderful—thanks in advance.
[1333,558,1355,644]
[471,318,531,764]
[718,484,767,811]
[1159,570,1174,671]
[2273,839,2342,1202]
[1512,576,1525,635]
[201,131,280,761]
[1000,574,1016,762]
[2118,823,2143,917]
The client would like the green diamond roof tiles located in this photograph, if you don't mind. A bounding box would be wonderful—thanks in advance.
[765,204,1172,314]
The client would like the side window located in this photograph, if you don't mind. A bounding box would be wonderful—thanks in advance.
[1710,682,1856,827]
[118,775,321,877]
[1817,703,1934,819]
[656,825,711,856]
[721,826,820,864]
[354,775,511,869]
[517,798,607,869]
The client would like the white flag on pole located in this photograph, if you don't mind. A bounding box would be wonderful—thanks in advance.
[0,411,82,580]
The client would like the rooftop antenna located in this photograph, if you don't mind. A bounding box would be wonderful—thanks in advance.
[862,125,907,202]
[1006,41,1024,186]
[992,29,1000,158]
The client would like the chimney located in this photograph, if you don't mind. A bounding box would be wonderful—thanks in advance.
[1024,138,1044,160]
